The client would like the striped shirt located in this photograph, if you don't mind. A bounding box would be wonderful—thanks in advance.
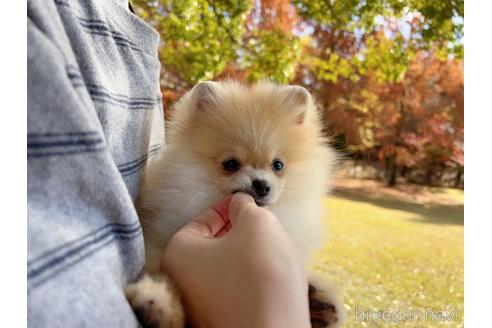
[27,0,163,326]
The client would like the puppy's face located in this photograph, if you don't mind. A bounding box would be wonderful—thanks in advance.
[215,142,287,207]
[172,81,319,206]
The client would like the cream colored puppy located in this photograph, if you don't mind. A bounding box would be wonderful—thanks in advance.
[126,81,346,328]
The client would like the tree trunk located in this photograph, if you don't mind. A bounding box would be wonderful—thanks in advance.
[399,165,407,177]
[454,166,463,188]
[424,167,433,185]
[386,156,397,187]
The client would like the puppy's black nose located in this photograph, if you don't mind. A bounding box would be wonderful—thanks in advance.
[252,179,270,197]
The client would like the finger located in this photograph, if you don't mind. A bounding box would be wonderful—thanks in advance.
[176,196,233,238]
[211,195,232,237]
[210,195,233,237]
[228,192,257,225]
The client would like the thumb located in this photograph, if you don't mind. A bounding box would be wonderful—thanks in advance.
[228,192,257,226]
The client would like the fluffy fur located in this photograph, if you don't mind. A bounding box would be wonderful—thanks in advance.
[126,81,345,328]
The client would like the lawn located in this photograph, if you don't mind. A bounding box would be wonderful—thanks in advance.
[312,178,464,327]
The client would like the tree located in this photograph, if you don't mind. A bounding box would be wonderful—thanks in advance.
[324,52,463,186]
[132,0,252,91]
[132,0,464,187]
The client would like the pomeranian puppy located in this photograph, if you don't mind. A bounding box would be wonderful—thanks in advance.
[126,81,346,328]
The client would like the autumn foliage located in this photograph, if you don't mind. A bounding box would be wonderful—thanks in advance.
[133,0,464,187]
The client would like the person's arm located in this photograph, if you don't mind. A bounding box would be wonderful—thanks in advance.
[27,9,144,327]
[161,193,311,328]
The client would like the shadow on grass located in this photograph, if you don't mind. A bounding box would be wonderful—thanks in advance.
[332,187,464,226]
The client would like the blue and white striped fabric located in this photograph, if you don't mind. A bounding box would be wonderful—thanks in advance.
[27,1,164,326]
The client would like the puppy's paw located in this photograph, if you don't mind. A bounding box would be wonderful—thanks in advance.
[308,274,347,328]
[125,274,185,328]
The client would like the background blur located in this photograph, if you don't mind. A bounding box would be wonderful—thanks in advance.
[133,1,464,326]
[133,0,463,189]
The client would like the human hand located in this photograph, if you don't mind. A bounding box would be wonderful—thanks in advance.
[161,192,311,328]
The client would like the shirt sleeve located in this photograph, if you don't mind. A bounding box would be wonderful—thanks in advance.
[27,15,144,328]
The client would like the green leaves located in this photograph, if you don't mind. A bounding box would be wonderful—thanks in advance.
[361,34,412,83]
[293,0,463,84]
[309,54,354,83]
[242,28,301,83]
[133,0,252,87]
[133,0,462,89]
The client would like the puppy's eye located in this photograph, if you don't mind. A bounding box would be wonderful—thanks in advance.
[222,159,241,172]
[272,159,284,172]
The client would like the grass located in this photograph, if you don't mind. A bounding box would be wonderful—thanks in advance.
[312,178,464,327]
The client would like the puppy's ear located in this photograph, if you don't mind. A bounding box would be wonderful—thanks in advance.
[281,85,312,124]
[192,81,221,111]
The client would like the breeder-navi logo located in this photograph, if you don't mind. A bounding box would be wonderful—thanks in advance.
[355,306,459,323]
